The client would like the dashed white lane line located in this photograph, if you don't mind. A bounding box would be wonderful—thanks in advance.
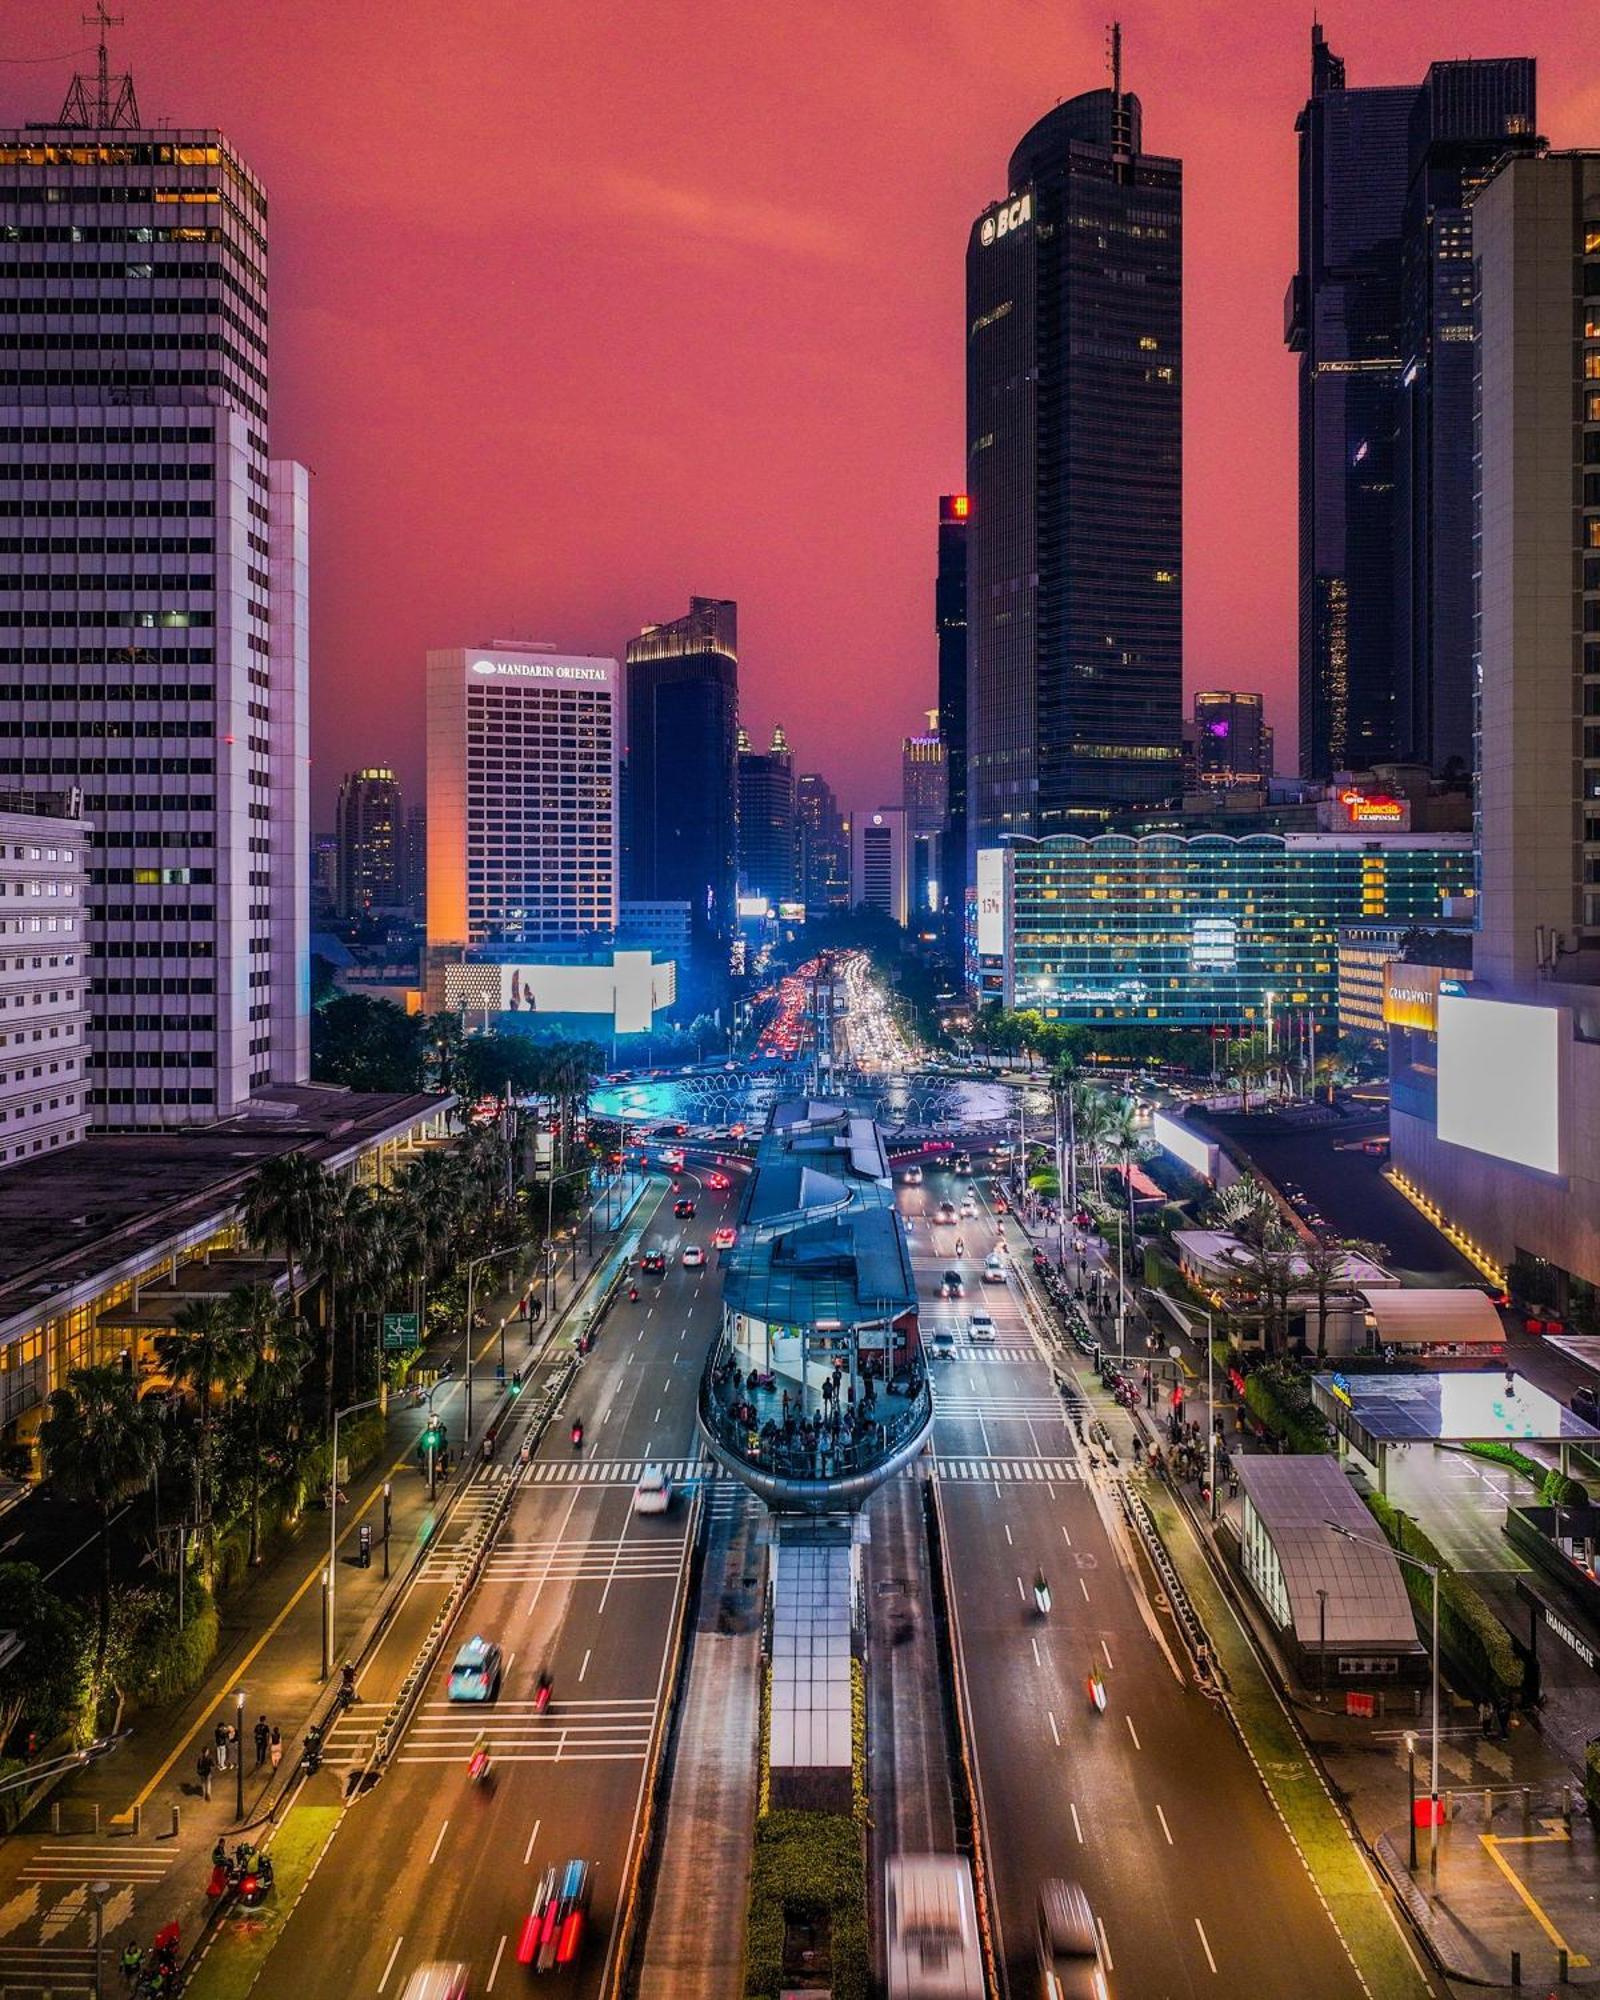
[1015,1574,1026,1601]
[578,1648,591,1682]
[523,1817,541,1866]
[1061,1525,1072,1547]
[1098,1918,1115,1973]
[1126,1715,1141,1750]
[1004,1523,1013,1546]
[428,1819,449,1865]
[1070,1801,1084,1844]
[1048,1711,1060,1747]
[1196,1918,1218,1974]
[378,1935,404,1994]
[1101,1640,1114,1670]
[486,1933,508,1992]
[1078,1576,1091,1602]
[1155,1802,1173,1845]
[1031,1636,1041,1667]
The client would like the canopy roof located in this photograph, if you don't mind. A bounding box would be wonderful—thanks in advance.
[1362,1289,1505,1348]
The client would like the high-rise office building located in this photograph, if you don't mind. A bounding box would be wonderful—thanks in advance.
[0,790,91,1168]
[403,803,426,922]
[624,597,738,968]
[1190,692,1274,791]
[936,494,969,920]
[334,767,404,919]
[1288,28,1536,779]
[0,53,309,1127]
[425,645,619,975]
[1472,150,1600,991]
[965,45,1182,859]
[737,724,796,908]
[851,808,909,928]
[902,715,947,918]
[796,773,849,918]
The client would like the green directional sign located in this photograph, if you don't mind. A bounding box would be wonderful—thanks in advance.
[382,1312,420,1352]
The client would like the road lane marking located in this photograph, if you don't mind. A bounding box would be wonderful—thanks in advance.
[1078,1577,1090,1602]
[603,1404,613,1425]
[579,1648,592,1682]
[486,1933,507,1992]
[1101,1640,1114,1670]
[1048,1711,1060,1747]
[1061,1525,1072,1547]
[1031,1637,1041,1666]
[377,1935,403,1993]
[1098,1918,1114,1972]
[1155,1802,1173,1845]
[1195,1918,1217,1973]
[428,1819,449,1865]
[654,1407,662,1423]
[1004,1524,1013,1545]
[523,1817,541,1865]
[1070,1802,1083,1844]
[1480,1829,1592,1965]
[1125,1715,1141,1749]
[1015,1575,1026,1601]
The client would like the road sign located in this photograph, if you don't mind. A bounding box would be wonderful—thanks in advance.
[382,1312,420,1352]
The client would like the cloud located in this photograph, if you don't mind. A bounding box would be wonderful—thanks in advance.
[601,170,858,263]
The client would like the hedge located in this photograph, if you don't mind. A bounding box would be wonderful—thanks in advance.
[743,1810,868,2000]
[115,1581,220,1710]
[1542,1469,1590,1508]
[1461,1441,1544,1485]
[1363,1492,1524,1705]
[1243,1366,1332,1455]
[1587,1739,1600,1819]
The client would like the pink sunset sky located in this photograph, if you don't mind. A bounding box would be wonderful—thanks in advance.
[5,0,1596,825]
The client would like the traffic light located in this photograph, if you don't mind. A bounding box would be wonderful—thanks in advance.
[421,1422,443,1455]
[510,1366,523,1393]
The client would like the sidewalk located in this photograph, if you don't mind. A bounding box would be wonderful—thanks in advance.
[0,1178,656,1998]
[1016,1220,1600,1998]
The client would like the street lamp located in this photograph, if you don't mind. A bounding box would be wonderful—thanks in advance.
[234,1685,245,1819]
[1196,1307,1217,1520]
[1405,1729,1418,1869]
[463,1241,526,1438]
[323,1396,379,1681]
[89,1879,111,2000]
[1328,1521,1440,1882]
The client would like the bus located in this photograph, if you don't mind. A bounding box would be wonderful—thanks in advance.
[884,1854,985,2000]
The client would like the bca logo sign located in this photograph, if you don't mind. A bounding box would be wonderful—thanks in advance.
[980,193,1033,246]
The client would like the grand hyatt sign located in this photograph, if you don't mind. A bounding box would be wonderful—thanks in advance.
[469,657,609,684]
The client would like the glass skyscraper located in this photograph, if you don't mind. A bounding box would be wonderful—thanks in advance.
[965,63,1182,860]
[935,494,969,924]
[1288,27,1535,779]
[982,832,1473,1027]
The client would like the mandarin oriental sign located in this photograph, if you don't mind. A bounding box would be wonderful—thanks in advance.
[979,193,1033,246]
[470,657,609,683]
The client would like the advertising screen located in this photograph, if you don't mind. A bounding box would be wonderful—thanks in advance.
[1151,1111,1219,1183]
[1436,994,1565,1176]
[976,849,1006,957]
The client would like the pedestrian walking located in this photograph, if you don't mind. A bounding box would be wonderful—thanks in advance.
[269,1724,283,1772]
[196,1745,214,1801]
[254,1715,270,1767]
[120,1940,143,1987]
[225,1722,239,1767]
[213,1720,228,1771]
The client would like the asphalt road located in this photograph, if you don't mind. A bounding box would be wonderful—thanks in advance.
[251,1169,735,2000]
[905,1164,1373,2000]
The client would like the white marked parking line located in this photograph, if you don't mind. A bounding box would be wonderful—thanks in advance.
[1196,1918,1218,1974]
[377,1935,403,1994]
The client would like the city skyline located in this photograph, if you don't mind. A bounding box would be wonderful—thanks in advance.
[4,2,1592,822]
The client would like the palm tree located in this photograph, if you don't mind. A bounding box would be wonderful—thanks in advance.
[1303,1234,1389,1359]
[243,1151,330,1316]
[227,1284,310,1564]
[1102,1097,1145,1282]
[154,1296,233,1554]
[39,1367,159,1683]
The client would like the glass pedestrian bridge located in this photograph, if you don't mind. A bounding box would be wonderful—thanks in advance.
[695,1096,933,1512]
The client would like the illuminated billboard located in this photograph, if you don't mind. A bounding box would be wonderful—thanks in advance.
[976,848,1006,957]
[1383,961,1450,1033]
[1436,994,1565,1177]
[1151,1111,1219,1183]
[443,950,672,1035]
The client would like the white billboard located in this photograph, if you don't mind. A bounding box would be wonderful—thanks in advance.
[1436,994,1565,1177]
[443,951,672,1035]
[976,848,1006,957]
[1151,1110,1219,1183]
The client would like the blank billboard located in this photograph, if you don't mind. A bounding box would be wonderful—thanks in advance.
[1151,1110,1219,1183]
[1436,995,1564,1177]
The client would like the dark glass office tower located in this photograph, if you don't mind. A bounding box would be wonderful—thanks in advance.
[624,596,738,972]
[736,725,796,907]
[1394,60,1535,776]
[965,60,1183,860]
[936,494,969,927]
[1288,28,1534,780]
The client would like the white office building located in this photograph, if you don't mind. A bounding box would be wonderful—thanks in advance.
[0,792,91,1168]
[426,645,620,992]
[850,807,909,927]
[0,71,310,1126]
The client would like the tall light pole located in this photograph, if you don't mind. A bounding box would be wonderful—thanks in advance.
[1113,1212,1127,1359]
[234,1685,245,1819]
[1197,1306,1217,1520]
[323,1395,378,1680]
[1329,1522,1440,1882]
[463,1241,524,1437]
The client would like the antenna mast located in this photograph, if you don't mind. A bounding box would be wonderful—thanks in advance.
[58,2,141,129]
[1107,19,1133,174]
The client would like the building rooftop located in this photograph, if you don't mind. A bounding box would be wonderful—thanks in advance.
[1174,1229,1397,1291]
[725,1099,914,1330]
[1235,1455,1423,1652]
[0,1085,452,1336]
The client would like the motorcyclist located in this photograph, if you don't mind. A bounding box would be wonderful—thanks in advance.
[571,1416,584,1449]
[535,1668,554,1711]
[340,1661,357,1704]
[119,1941,143,1987]
[628,1283,639,1302]
[468,1730,491,1780]
[1033,1565,1051,1613]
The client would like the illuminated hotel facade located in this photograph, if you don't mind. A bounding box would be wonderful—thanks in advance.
[975,831,1472,1027]
[425,645,619,985]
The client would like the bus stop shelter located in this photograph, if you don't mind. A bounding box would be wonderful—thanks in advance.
[1312,1369,1600,1494]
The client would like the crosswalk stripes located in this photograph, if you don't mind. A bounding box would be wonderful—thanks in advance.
[931,1457,1079,1483]
[523,1455,704,1486]
[18,1843,173,1886]
[476,1535,687,1584]
[932,1344,1036,1361]
[396,1696,655,1766]
[932,1398,1068,1422]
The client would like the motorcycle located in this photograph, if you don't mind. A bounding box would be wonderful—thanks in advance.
[1033,1572,1052,1617]
[534,1672,553,1715]
[237,1854,274,1907]
[628,1285,639,1303]
[1087,1667,1108,1714]
[571,1418,584,1450]
[300,1724,323,1775]
[467,1738,491,1785]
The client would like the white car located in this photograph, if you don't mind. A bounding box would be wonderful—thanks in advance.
[633,1465,672,1514]
[982,1253,1007,1284]
[968,1312,997,1343]
[682,1245,705,1269]
[960,1199,978,1219]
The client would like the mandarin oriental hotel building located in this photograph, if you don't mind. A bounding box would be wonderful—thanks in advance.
[425,645,619,1000]
[976,832,1472,1028]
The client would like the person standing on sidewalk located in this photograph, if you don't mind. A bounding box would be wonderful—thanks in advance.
[196,1745,214,1801]
[254,1714,270,1767]
[269,1724,283,1772]
[213,1720,229,1772]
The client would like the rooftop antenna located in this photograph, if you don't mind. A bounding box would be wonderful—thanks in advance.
[1107,20,1133,173]
[58,1,141,129]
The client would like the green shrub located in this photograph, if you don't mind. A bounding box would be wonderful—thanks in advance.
[1462,1441,1543,1485]
[1541,1469,1589,1508]
[108,1581,219,1710]
[744,1811,867,2000]
[1364,1493,1523,1704]
[1243,1364,1331,1454]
